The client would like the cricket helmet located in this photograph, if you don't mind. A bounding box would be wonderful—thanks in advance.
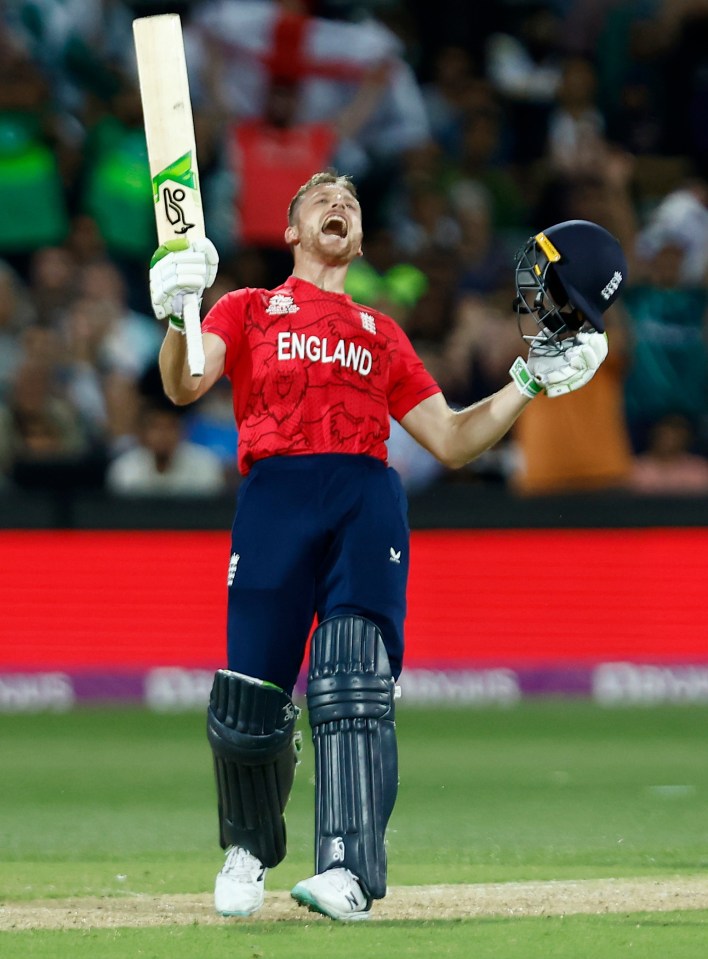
[514,219,627,352]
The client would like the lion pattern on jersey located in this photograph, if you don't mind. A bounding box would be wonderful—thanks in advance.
[201,278,439,474]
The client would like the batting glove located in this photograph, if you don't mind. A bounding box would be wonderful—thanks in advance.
[149,237,219,330]
[509,356,544,398]
[529,330,609,397]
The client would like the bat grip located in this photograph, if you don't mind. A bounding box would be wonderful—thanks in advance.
[183,292,205,377]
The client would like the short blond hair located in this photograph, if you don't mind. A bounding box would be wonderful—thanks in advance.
[287,171,358,225]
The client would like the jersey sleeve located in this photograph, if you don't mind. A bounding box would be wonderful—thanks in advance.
[201,289,249,378]
[387,323,442,421]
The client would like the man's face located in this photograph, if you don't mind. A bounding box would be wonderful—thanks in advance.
[286,183,363,265]
[142,410,182,459]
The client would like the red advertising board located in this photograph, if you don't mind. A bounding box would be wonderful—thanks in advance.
[2,528,706,671]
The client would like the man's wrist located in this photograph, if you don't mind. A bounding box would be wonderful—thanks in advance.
[509,357,543,398]
[168,314,185,333]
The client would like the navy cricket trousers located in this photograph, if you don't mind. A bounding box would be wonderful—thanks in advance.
[225,454,410,693]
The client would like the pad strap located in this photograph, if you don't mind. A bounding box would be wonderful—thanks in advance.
[307,616,398,901]
[207,670,298,866]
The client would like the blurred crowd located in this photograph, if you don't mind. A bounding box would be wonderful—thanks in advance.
[2,0,708,499]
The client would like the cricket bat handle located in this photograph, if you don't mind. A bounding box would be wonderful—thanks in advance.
[183,292,205,377]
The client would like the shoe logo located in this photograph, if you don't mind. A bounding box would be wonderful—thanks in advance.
[389,547,401,564]
[283,701,297,723]
[360,311,376,334]
[227,552,240,586]
[267,293,299,315]
[331,837,346,862]
[345,891,359,910]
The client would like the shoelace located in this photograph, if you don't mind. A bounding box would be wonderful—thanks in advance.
[222,848,263,880]
[327,869,361,895]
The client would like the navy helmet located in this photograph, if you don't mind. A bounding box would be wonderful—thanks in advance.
[514,219,627,351]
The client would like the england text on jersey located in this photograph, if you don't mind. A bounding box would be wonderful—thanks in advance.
[276,331,373,376]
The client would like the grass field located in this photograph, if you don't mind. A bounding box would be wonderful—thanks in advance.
[2,701,708,957]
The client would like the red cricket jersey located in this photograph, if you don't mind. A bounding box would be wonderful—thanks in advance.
[201,275,441,474]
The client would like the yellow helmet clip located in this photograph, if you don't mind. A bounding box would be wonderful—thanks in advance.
[534,231,562,263]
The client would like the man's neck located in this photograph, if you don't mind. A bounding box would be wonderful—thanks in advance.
[291,260,350,294]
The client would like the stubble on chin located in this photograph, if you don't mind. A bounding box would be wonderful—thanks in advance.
[303,229,359,265]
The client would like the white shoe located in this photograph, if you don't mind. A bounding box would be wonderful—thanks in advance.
[214,846,266,916]
[291,868,371,921]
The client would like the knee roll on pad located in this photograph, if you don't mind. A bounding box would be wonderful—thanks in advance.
[307,615,398,901]
[207,669,298,867]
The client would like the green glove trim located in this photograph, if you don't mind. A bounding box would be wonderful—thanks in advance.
[509,357,543,398]
[150,236,190,268]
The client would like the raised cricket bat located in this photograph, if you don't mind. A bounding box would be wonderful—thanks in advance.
[133,13,205,376]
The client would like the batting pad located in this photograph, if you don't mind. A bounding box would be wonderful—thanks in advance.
[207,670,299,867]
[307,615,398,901]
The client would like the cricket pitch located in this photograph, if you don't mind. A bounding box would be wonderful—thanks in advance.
[3,876,708,928]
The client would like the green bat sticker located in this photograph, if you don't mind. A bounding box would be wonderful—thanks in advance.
[153,152,199,234]
[152,151,197,203]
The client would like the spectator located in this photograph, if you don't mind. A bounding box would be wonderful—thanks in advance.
[421,45,480,159]
[606,66,667,159]
[510,329,635,495]
[80,78,155,288]
[214,65,392,281]
[191,0,430,172]
[0,43,69,272]
[636,178,708,286]
[449,180,513,296]
[441,284,523,409]
[546,55,606,176]
[0,358,95,485]
[65,214,107,269]
[401,248,460,348]
[18,322,62,371]
[533,146,638,273]
[628,412,708,495]
[7,0,138,121]
[394,175,462,258]
[102,369,141,458]
[59,295,112,437]
[75,260,162,378]
[0,260,36,399]
[27,245,77,324]
[434,283,523,486]
[623,239,708,452]
[445,90,529,235]
[51,260,162,452]
[105,396,227,497]
[485,3,563,164]
[182,377,240,487]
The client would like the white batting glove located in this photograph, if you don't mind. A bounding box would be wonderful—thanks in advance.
[510,331,609,399]
[149,237,219,328]
[532,330,609,397]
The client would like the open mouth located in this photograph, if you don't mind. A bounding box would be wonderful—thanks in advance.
[321,214,348,238]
